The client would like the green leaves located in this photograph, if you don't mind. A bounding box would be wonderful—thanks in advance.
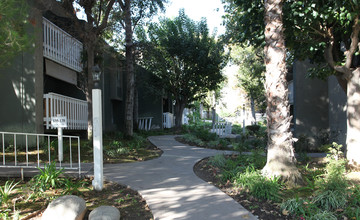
[139,10,226,105]
[0,0,33,68]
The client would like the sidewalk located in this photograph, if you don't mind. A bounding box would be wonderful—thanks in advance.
[103,135,257,220]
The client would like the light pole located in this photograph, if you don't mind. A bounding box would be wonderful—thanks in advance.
[92,64,103,191]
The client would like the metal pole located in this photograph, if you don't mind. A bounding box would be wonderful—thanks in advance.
[92,88,103,191]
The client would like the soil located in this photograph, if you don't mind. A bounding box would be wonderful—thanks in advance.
[193,157,293,220]
[0,177,153,220]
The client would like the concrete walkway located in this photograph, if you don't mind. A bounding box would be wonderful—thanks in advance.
[103,135,257,220]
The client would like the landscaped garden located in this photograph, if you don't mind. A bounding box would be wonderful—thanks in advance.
[179,120,360,220]
[0,131,169,219]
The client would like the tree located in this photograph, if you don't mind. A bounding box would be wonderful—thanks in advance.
[109,0,167,137]
[0,0,32,68]
[262,0,302,183]
[223,0,360,166]
[34,0,116,139]
[139,10,226,128]
[230,44,266,123]
[223,0,301,183]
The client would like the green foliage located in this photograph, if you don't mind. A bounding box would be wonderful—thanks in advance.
[138,10,226,121]
[230,44,266,112]
[62,178,88,196]
[234,166,281,201]
[280,197,316,217]
[0,0,33,68]
[315,143,348,192]
[31,162,64,192]
[308,210,337,220]
[312,190,347,211]
[223,0,360,79]
[0,180,19,206]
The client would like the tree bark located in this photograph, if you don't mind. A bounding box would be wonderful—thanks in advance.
[346,68,360,166]
[262,0,301,185]
[86,43,95,140]
[250,95,256,125]
[174,100,186,128]
[124,0,135,137]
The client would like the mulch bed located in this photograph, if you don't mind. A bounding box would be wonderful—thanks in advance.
[193,157,294,220]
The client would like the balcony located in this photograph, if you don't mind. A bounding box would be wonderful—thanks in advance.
[43,17,83,73]
[44,93,88,130]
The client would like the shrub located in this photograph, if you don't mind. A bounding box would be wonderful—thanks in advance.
[234,166,281,201]
[0,180,19,206]
[31,162,64,192]
[312,190,347,211]
[280,197,316,217]
[308,210,337,220]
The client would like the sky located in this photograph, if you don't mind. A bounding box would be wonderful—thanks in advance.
[160,0,226,36]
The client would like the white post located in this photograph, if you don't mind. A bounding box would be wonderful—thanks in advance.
[58,127,63,162]
[92,89,103,191]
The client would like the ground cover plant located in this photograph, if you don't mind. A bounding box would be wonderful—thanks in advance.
[0,130,170,219]
[0,162,153,219]
[193,142,360,220]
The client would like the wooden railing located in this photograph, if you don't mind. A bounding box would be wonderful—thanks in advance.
[138,117,153,131]
[163,112,175,128]
[43,17,83,72]
[43,93,88,130]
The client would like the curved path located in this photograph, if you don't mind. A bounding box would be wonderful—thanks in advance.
[103,135,256,220]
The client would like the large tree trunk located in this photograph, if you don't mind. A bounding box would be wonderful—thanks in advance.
[174,100,186,128]
[262,0,301,185]
[124,0,135,137]
[86,42,95,140]
[250,95,256,125]
[346,68,360,166]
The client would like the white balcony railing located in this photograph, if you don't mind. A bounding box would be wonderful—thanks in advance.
[44,93,88,130]
[163,112,175,128]
[43,17,83,72]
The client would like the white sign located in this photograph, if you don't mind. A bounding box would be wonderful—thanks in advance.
[51,116,67,128]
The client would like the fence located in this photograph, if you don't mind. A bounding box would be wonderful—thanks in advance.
[138,117,153,131]
[163,112,175,128]
[0,131,81,176]
[43,17,83,72]
[211,122,232,136]
[44,93,88,130]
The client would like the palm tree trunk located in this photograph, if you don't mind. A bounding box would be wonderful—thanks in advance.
[262,0,301,185]
[124,0,134,137]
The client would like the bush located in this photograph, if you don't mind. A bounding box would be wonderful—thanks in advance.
[31,162,64,192]
[234,166,281,201]
[308,210,337,220]
[312,190,347,211]
[280,197,316,217]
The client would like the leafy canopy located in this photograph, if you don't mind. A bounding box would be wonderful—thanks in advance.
[0,0,33,68]
[138,10,227,105]
[222,0,360,79]
[231,44,266,112]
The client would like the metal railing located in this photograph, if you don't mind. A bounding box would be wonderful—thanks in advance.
[44,93,88,130]
[43,17,83,72]
[0,131,81,176]
[138,117,153,131]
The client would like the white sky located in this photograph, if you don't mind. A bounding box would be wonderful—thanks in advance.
[160,0,226,36]
[74,1,226,36]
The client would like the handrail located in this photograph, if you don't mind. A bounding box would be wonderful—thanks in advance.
[0,131,81,176]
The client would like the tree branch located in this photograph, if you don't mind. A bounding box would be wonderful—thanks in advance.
[97,0,115,32]
[345,16,360,68]
[323,27,352,81]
